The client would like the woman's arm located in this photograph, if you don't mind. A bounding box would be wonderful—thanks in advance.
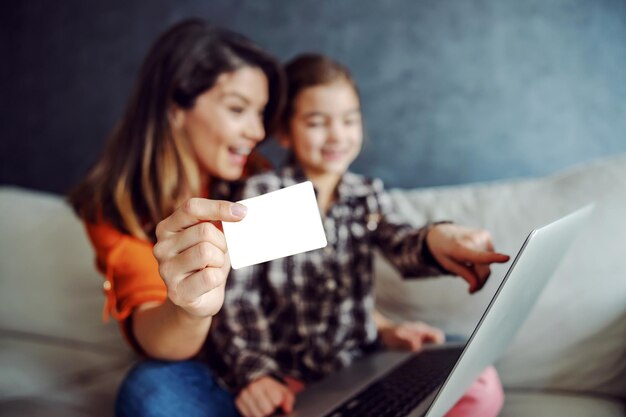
[132,299,213,360]
[133,197,246,359]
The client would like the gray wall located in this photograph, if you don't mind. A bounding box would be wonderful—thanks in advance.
[2,0,626,194]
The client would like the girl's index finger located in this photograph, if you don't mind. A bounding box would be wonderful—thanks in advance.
[157,198,247,237]
[457,245,510,265]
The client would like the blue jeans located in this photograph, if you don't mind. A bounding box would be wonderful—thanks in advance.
[115,360,240,417]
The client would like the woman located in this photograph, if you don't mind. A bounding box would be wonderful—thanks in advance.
[69,18,284,416]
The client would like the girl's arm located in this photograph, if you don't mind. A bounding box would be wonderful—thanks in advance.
[370,179,509,291]
[214,263,295,417]
[369,178,448,277]
[210,262,282,390]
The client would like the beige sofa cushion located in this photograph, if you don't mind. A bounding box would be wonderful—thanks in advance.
[0,188,125,351]
[374,154,626,398]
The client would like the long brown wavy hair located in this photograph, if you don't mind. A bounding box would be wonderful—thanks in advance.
[69,19,284,242]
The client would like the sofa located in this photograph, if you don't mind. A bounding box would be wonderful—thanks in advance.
[1,153,625,416]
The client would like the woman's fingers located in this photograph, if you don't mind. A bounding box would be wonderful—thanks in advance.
[161,240,226,280]
[174,267,227,305]
[177,221,227,255]
[155,244,230,317]
[153,221,226,261]
[156,198,247,239]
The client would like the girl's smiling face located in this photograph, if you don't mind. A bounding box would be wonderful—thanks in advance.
[285,80,363,179]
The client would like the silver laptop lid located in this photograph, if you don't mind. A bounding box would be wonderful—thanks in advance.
[424,204,594,417]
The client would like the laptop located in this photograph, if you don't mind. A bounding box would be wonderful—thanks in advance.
[282,204,594,417]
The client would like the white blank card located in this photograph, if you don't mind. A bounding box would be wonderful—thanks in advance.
[223,181,327,270]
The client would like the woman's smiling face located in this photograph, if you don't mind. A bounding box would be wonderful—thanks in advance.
[177,66,269,181]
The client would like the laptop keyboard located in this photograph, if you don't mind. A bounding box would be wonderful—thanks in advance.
[322,347,463,417]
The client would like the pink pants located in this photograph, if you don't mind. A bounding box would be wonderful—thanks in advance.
[444,366,504,417]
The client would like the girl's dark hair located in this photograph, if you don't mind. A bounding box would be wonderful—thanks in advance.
[281,53,359,132]
[69,19,284,241]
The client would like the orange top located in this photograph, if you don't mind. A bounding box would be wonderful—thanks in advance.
[85,221,166,324]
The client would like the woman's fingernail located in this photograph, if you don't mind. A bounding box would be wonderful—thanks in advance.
[231,203,247,218]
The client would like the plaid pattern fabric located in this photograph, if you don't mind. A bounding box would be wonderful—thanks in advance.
[209,161,446,392]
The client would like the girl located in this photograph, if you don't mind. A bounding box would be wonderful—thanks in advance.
[210,53,508,417]
[69,19,284,416]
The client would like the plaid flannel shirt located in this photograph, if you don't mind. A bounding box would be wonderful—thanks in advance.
[208,161,446,392]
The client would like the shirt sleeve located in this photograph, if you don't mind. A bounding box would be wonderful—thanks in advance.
[211,262,281,392]
[84,222,167,324]
[369,178,449,278]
